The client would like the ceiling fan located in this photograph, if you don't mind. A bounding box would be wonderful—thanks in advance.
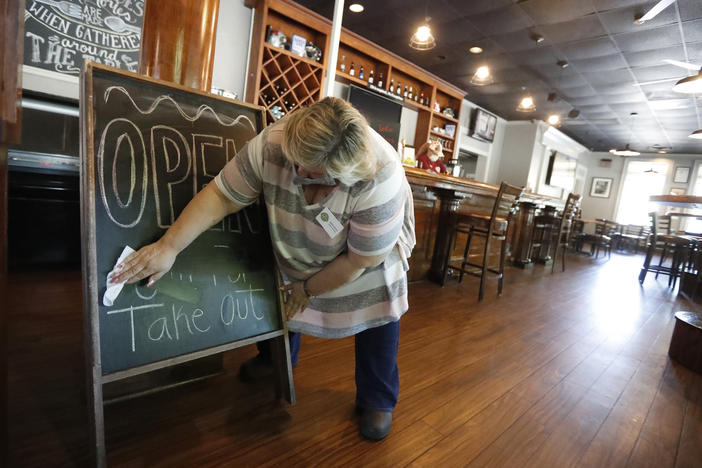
[634,59,702,87]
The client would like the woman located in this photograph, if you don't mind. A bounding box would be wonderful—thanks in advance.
[110,97,415,441]
[415,139,448,174]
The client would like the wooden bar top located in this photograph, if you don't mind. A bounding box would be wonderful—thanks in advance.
[650,195,702,209]
[403,166,563,205]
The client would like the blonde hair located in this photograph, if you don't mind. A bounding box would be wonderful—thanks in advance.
[282,97,376,185]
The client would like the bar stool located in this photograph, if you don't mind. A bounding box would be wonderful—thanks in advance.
[551,192,581,273]
[639,212,691,288]
[530,205,559,264]
[451,182,524,301]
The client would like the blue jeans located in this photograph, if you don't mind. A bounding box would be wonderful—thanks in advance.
[260,320,401,412]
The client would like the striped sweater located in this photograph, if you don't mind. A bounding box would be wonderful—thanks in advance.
[215,123,415,338]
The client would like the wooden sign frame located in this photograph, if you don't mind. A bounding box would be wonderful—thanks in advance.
[80,62,294,467]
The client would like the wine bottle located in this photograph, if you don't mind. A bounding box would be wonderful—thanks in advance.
[396,82,402,96]
[349,62,355,76]
[359,65,364,80]
[408,86,413,99]
[389,79,394,93]
[414,89,418,101]
[403,86,408,98]
[368,69,374,84]
[378,72,384,88]
[339,55,346,73]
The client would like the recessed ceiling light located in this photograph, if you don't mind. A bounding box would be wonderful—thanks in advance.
[658,150,668,153]
[469,46,483,54]
[349,3,364,13]
[547,114,561,126]
[557,60,569,68]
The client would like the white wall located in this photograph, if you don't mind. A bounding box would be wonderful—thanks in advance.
[456,98,508,183]
[580,151,702,222]
[495,122,538,187]
[211,0,254,99]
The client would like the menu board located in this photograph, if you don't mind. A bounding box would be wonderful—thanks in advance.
[24,0,144,75]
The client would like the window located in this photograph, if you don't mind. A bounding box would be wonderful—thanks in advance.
[615,161,669,226]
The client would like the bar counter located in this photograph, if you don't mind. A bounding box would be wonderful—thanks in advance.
[403,166,564,284]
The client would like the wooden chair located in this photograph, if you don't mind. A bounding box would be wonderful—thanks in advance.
[615,224,648,252]
[451,182,524,301]
[582,219,619,258]
[639,212,691,288]
[551,193,582,273]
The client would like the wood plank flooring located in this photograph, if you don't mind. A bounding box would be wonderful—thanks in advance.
[7,253,702,467]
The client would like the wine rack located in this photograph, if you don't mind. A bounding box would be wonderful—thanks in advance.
[258,44,324,124]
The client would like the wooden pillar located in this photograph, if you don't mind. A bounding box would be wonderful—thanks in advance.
[139,0,220,91]
[428,190,461,286]
[1,0,24,463]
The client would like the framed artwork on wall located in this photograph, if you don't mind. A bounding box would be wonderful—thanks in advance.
[673,166,690,184]
[590,177,613,198]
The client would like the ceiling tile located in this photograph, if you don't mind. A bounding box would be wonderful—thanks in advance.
[631,64,689,82]
[682,19,702,42]
[622,45,688,68]
[468,5,534,35]
[519,0,596,24]
[561,37,620,60]
[570,54,630,72]
[538,15,609,44]
[596,3,677,35]
[612,24,683,52]
[678,0,702,22]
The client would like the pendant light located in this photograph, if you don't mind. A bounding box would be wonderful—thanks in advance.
[470,66,493,86]
[410,22,435,50]
[610,112,641,156]
[547,114,561,126]
[672,69,702,94]
[516,93,536,112]
[690,129,702,139]
[609,144,640,156]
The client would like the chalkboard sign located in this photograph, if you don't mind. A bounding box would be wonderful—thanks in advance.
[24,0,143,75]
[348,85,402,149]
[81,63,294,465]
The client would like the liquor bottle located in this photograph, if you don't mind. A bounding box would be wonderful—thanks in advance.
[389,79,394,93]
[368,69,374,84]
[349,62,355,76]
[414,89,418,101]
[420,92,425,106]
[378,72,384,88]
[339,55,346,73]
[408,86,413,99]
[359,65,364,80]
[396,82,402,96]
[403,86,408,98]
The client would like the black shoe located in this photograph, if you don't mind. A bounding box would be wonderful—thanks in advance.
[359,410,392,441]
[238,355,273,382]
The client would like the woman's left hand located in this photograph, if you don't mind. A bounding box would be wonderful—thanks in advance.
[279,281,310,320]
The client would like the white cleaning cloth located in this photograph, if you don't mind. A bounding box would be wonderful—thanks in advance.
[103,245,135,307]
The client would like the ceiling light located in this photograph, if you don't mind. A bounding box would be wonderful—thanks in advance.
[469,46,483,54]
[658,150,668,154]
[532,34,544,44]
[690,129,702,140]
[516,95,536,112]
[547,114,561,126]
[470,66,493,86]
[610,144,640,156]
[672,70,702,94]
[410,24,436,50]
[557,60,569,68]
[349,3,364,12]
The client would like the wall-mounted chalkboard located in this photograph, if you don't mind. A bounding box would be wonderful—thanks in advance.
[24,0,143,75]
[348,84,402,149]
[81,63,294,465]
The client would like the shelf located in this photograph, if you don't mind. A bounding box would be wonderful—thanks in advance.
[264,43,324,69]
[335,70,370,87]
[432,112,459,124]
[430,130,455,141]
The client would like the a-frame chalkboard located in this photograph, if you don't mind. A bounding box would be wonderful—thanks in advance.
[80,63,294,466]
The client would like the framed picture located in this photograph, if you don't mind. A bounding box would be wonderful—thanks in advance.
[291,34,307,57]
[590,177,613,198]
[674,166,690,184]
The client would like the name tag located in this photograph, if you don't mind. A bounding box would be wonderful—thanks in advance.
[315,207,344,239]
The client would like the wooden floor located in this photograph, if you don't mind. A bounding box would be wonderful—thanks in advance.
[7,253,702,467]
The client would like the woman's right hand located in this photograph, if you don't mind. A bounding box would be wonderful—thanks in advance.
[108,240,178,287]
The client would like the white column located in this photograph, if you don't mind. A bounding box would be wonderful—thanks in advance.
[322,0,344,97]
